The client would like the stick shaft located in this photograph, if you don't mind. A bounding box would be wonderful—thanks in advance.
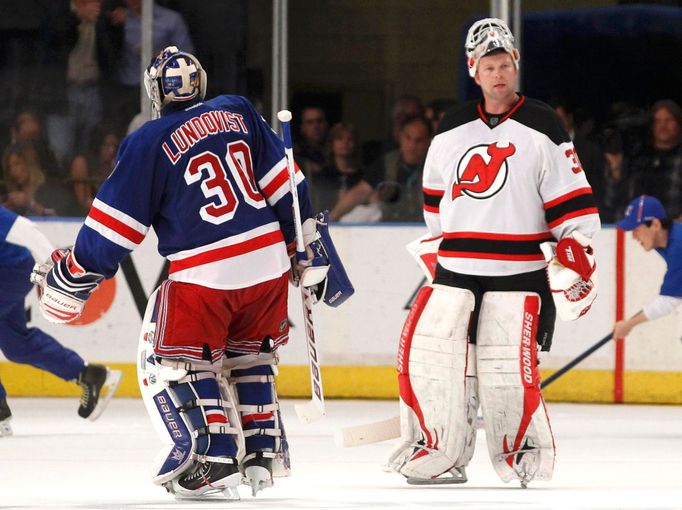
[278,110,325,420]
[541,333,613,388]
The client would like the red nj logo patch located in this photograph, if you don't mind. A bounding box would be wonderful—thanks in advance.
[452,142,516,200]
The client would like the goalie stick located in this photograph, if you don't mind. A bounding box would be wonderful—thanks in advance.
[278,110,325,424]
[337,330,619,447]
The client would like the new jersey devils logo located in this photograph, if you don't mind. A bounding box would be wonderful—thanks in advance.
[452,142,516,200]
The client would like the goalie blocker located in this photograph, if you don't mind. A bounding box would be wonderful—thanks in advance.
[295,210,354,307]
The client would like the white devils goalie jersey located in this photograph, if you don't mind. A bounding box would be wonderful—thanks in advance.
[422,96,600,276]
[72,95,312,289]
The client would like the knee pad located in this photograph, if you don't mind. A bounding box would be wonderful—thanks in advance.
[477,292,555,485]
[137,290,244,485]
[223,353,290,478]
[389,285,477,481]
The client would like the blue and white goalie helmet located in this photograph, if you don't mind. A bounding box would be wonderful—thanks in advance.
[465,18,519,77]
[144,46,207,118]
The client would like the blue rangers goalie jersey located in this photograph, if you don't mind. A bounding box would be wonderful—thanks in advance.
[73,95,312,289]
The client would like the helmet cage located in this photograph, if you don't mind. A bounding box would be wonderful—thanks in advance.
[465,18,519,77]
[144,46,207,118]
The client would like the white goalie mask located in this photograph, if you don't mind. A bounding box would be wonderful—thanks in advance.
[144,46,207,118]
[465,18,520,77]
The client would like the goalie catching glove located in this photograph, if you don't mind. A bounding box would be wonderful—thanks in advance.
[290,210,354,308]
[30,248,104,324]
[540,231,598,321]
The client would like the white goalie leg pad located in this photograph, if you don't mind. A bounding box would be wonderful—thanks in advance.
[389,285,476,481]
[137,290,244,485]
[223,352,289,495]
[477,291,555,486]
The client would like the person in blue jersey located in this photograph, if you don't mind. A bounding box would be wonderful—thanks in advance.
[613,195,682,338]
[0,205,121,437]
[31,46,351,500]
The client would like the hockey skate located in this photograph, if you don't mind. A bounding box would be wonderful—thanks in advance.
[77,364,122,421]
[0,397,12,437]
[242,456,274,496]
[170,460,242,500]
[497,440,542,489]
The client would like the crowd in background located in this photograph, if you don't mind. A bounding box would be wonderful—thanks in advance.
[1,1,681,225]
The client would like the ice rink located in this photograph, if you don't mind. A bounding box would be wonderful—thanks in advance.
[1,398,681,509]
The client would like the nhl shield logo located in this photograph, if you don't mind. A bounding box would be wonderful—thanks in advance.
[452,141,516,200]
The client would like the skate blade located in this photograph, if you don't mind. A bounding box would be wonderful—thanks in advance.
[406,468,467,485]
[88,369,123,422]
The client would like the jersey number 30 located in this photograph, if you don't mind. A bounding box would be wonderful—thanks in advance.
[184,141,266,224]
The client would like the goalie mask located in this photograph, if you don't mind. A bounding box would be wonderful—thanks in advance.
[465,18,520,77]
[144,46,207,118]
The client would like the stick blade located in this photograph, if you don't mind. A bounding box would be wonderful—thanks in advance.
[294,401,324,424]
[335,416,401,447]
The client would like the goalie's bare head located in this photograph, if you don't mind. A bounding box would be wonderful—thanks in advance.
[144,46,207,118]
[465,18,520,78]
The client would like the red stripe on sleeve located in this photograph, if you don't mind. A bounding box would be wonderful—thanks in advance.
[546,207,599,229]
[88,206,145,245]
[544,187,593,209]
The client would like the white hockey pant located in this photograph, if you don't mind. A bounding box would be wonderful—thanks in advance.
[223,353,290,479]
[477,291,555,484]
[137,289,244,485]
[388,285,479,481]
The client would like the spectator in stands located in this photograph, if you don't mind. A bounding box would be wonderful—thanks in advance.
[2,142,77,217]
[552,99,606,209]
[10,112,62,178]
[628,100,682,220]
[44,0,107,168]
[600,129,632,223]
[294,106,329,176]
[613,195,682,338]
[425,98,458,134]
[330,115,432,223]
[99,0,194,134]
[309,122,364,214]
[67,126,120,214]
[362,94,424,167]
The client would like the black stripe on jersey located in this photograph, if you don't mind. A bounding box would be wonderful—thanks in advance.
[436,101,480,135]
[545,193,598,226]
[440,237,550,256]
[423,192,442,209]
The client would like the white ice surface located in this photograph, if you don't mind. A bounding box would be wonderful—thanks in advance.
[1,399,681,509]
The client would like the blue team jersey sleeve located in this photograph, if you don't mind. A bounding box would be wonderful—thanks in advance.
[659,222,682,297]
[234,97,314,249]
[73,127,161,277]
[0,205,18,242]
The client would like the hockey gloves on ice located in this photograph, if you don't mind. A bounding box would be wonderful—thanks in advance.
[291,210,354,307]
[30,248,104,323]
[540,231,598,321]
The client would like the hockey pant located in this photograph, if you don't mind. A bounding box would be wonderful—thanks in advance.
[389,286,555,484]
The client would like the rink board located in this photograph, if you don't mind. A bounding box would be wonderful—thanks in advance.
[1,220,680,403]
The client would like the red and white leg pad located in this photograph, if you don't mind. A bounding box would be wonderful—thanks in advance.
[387,285,477,482]
[476,291,555,486]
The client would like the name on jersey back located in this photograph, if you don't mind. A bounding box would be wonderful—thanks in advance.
[162,110,248,165]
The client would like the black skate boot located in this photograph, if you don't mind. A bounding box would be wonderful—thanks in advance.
[173,460,242,499]
[242,455,274,496]
[0,397,12,437]
[77,364,122,420]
